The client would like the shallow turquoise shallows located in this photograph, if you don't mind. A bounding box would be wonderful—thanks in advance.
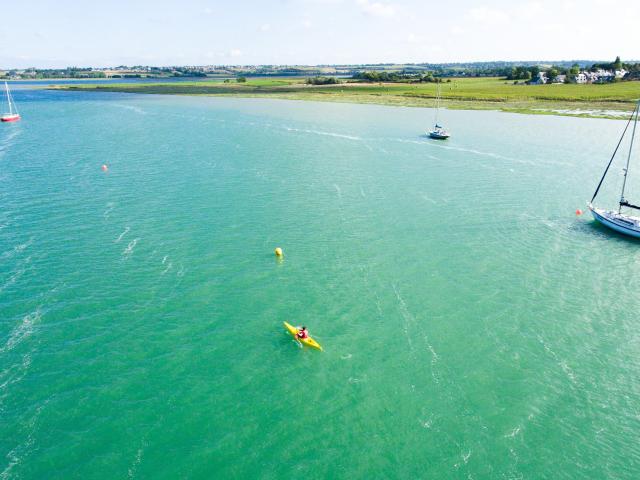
[2,88,640,479]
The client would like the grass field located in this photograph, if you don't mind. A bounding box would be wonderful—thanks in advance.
[52,77,640,119]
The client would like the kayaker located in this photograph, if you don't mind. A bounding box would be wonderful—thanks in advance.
[297,326,309,339]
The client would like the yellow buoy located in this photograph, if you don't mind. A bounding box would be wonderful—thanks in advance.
[274,247,283,257]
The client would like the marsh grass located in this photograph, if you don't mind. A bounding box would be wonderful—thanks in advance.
[52,77,640,119]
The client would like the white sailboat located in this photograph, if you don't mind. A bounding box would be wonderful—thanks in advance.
[428,83,450,140]
[589,100,640,237]
[1,82,20,123]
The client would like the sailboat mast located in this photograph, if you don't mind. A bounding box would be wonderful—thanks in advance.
[619,101,640,212]
[434,83,440,125]
[591,105,637,204]
[4,82,11,115]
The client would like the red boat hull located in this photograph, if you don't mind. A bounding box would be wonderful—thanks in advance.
[1,114,20,122]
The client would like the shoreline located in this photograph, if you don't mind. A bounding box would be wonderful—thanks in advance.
[48,80,639,120]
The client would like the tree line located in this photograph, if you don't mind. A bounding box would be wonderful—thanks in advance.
[352,71,449,83]
[306,76,339,85]
[352,57,640,84]
[4,57,639,82]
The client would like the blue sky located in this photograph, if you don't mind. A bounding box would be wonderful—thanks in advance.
[1,0,638,68]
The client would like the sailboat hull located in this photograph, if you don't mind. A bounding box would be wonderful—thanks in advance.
[589,205,640,238]
[428,130,450,140]
[1,114,20,122]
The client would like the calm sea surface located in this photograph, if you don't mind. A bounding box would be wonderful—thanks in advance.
[2,87,640,479]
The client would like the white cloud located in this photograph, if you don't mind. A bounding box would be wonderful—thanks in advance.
[260,23,271,32]
[467,6,510,25]
[229,49,242,57]
[517,2,543,19]
[406,33,425,44]
[540,22,565,33]
[302,19,312,28]
[356,0,396,17]
[450,25,464,35]
[203,7,213,14]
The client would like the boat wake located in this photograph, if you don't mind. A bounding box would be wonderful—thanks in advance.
[1,397,48,480]
[115,227,130,243]
[536,334,578,386]
[1,237,34,260]
[397,138,520,162]
[111,103,147,115]
[176,264,185,277]
[127,442,147,479]
[393,284,440,382]
[348,376,366,384]
[0,129,21,158]
[0,309,41,355]
[103,202,116,219]
[161,263,172,274]
[122,238,139,257]
[0,263,28,295]
[283,126,362,142]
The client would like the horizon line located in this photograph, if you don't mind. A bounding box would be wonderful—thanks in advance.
[2,58,636,71]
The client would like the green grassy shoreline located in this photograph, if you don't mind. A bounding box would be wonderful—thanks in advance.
[49,77,640,120]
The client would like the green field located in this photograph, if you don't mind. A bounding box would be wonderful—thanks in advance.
[52,77,640,119]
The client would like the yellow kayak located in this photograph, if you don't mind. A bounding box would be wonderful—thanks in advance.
[283,322,323,351]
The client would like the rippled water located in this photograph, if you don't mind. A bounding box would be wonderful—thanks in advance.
[2,88,640,479]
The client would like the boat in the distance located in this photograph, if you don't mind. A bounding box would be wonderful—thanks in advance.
[1,82,20,123]
[589,99,640,237]
[427,83,450,140]
[429,124,450,140]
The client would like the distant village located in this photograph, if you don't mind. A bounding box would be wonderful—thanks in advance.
[1,57,638,83]
[529,68,629,85]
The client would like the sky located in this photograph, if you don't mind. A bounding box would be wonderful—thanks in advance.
[1,0,639,68]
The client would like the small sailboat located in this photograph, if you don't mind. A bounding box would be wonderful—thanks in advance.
[589,100,640,237]
[1,82,20,123]
[428,83,449,140]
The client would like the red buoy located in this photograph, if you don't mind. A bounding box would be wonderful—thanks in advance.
[575,209,583,215]
[101,164,108,172]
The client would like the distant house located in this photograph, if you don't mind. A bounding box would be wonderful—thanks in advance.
[575,73,587,83]
[553,74,566,84]
[530,72,547,85]
[615,69,628,79]
[594,69,614,83]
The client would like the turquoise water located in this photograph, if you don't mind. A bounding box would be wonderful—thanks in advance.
[2,88,640,479]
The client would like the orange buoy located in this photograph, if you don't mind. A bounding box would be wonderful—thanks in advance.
[575,209,583,215]
[101,164,108,172]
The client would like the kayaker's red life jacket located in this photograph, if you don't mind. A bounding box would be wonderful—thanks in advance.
[297,330,308,339]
